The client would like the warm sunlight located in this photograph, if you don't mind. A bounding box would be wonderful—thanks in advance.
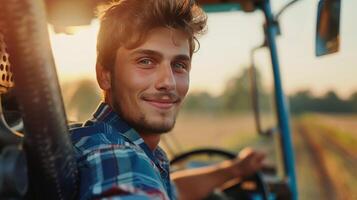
[49,20,99,84]
[48,1,357,98]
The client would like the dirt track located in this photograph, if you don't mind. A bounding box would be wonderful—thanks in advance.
[294,120,357,200]
[295,123,337,200]
[162,114,357,199]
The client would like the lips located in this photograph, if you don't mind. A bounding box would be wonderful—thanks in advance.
[145,99,176,109]
[141,93,180,110]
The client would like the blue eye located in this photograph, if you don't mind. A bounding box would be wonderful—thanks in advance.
[172,62,187,71]
[138,58,153,65]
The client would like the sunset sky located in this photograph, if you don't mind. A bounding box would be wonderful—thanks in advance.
[49,0,357,99]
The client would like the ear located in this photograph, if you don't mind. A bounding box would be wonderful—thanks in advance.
[96,62,111,91]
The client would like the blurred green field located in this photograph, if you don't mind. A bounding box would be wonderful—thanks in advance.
[163,112,256,153]
[162,112,357,200]
[294,114,357,200]
[161,112,278,164]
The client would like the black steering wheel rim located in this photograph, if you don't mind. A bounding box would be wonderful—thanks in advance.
[170,148,237,164]
[170,147,269,200]
[2,0,79,199]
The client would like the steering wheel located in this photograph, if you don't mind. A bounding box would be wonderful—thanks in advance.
[2,0,78,199]
[170,148,269,200]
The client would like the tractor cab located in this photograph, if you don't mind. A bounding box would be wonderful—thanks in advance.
[0,0,343,199]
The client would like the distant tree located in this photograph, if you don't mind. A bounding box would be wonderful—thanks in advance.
[221,67,270,113]
[65,79,102,122]
[182,66,272,114]
[186,67,357,115]
[348,91,357,112]
[221,68,252,112]
[289,90,353,114]
[289,90,315,114]
[182,92,222,113]
[316,90,350,113]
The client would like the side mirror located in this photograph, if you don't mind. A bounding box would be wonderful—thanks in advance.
[315,0,341,57]
[249,45,276,136]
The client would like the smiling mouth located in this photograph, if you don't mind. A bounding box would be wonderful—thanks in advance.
[141,93,180,110]
[144,100,177,109]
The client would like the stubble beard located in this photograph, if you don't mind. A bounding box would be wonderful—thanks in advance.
[112,98,177,135]
[110,90,178,135]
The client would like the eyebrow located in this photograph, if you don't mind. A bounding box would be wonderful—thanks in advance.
[131,49,191,61]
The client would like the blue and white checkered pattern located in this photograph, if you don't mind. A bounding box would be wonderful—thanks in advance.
[70,103,176,200]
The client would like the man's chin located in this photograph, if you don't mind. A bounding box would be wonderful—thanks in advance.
[136,117,176,135]
[143,120,175,134]
[121,106,178,135]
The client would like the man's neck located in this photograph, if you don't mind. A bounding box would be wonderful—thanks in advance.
[139,133,161,151]
[104,98,161,151]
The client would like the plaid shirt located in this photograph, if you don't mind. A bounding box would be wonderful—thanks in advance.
[70,103,176,200]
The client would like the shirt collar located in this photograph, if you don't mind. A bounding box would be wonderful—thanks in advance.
[90,102,167,160]
[90,102,142,141]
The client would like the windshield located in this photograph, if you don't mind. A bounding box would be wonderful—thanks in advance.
[49,1,357,199]
[50,5,278,173]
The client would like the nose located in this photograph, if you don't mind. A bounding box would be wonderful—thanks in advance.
[155,63,176,91]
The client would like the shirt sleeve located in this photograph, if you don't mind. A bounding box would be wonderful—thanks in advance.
[76,144,170,200]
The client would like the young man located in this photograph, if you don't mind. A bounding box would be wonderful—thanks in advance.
[70,0,265,199]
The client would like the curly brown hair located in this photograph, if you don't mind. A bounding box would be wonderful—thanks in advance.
[96,0,207,71]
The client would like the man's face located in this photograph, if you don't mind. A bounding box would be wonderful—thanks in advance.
[102,28,191,135]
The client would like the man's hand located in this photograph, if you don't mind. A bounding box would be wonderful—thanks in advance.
[172,148,266,200]
[229,148,266,179]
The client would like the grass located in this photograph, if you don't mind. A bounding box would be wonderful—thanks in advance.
[292,126,325,200]
[162,112,280,170]
[161,112,258,158]
[297,114,357,156]
[163,112,357,199]
[293,113,357,200]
